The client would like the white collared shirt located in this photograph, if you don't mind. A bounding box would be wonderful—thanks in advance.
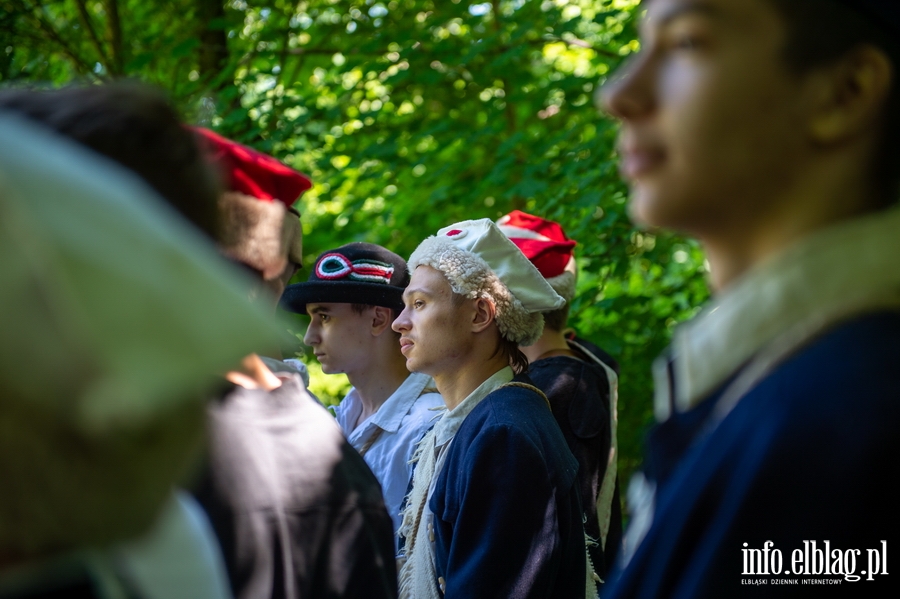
[334,372,445,543]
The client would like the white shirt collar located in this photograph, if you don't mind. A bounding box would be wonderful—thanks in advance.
[659,206,900,418]
[336,372,436,436]
[370,372,435,433]
[433,367,514,446]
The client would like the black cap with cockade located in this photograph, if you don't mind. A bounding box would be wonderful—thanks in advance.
[280,242,409,314]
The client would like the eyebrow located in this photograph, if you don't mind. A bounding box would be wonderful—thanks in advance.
[644,0,724,29]
[307,305,331,315]
[402,287,434,301]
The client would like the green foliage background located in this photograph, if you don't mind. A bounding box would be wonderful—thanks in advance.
[1,0,710,494]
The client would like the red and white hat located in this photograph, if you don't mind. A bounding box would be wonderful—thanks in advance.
[193,128,312,279]
[497,210,577,301]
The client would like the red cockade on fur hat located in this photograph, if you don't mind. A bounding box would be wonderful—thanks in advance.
[193,127,311,205]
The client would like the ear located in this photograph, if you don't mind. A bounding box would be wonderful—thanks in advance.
[806,45,892,145]
[282,213,303,266]
[218,192,289,280]
[470,297,496,334]
[370,306,394,337]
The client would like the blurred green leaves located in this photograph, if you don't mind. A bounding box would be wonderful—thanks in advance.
[2,0,710,488]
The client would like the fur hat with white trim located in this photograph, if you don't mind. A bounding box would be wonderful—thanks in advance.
[408,219,565,346]
[497,210,578,302]
[194,127,311,279]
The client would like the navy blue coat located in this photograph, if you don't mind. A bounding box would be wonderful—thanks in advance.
[430,378,586,599]
[606,312,900,598]
[529,337,623,578]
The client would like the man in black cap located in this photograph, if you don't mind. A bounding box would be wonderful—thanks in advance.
[281,243,444,548]
[601,0,899,596]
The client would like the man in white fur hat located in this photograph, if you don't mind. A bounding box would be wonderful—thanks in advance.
[393,219,586,599]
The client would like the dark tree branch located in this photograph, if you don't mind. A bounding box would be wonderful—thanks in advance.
[105,0,123,75]
[285,47,382,56]
[268,37,618,60]
[545,35,621,60]
[490,0,516,136]
[21,1,102,78]
[73,0,111,68]
[264,22,293,136]
[197,0,229,87]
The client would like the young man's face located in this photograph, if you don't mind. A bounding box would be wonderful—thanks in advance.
[601,0,809,236]
[392,265,473,377]
[304,303,373,375]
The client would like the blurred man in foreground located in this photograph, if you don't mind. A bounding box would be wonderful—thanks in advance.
[0,108,274,598]
[601,0,899,595]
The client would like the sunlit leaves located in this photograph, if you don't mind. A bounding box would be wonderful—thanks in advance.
[4,0,710,488]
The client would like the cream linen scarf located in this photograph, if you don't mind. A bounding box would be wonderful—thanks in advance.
[397,426,441,599]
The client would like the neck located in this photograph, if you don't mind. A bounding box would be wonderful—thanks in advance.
[432,351,509,411]
[702,155,879,292]
[225,354,283,391]
[347,352,410,425]
[520,328,570,363]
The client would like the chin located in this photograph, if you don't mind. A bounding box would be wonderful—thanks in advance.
[627,187,693,232]
[404,357,431,376]
[627,189,660,228]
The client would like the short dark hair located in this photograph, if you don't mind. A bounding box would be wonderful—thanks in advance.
[0,82,221,236]
[350,303,399,320]
[542,304,570,333]
[769,0,900,207]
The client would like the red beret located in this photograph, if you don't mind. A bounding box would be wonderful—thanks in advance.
[193,127,312,206]
[496,210,576,279]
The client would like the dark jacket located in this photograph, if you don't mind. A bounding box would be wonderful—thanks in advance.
[606,312,900,598]
[528,337,623,578]
[430,377,586,599]
[194,374,397,599]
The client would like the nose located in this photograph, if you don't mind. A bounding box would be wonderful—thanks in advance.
[392,305,411,334]
[598,52,655,121]
[303,319,320,346]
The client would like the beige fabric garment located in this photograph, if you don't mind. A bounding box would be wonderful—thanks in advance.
[0,115,281,554]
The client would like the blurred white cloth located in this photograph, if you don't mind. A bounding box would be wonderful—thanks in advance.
[0,493,234,599]
[260,356,311,388]
[115,491,232,599]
